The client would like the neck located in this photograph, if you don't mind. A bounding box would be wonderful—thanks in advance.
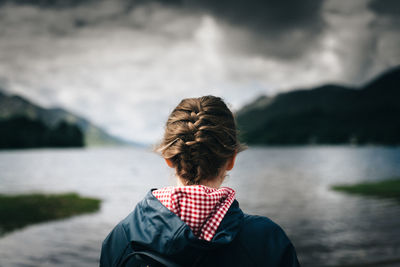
[176,175,224,189]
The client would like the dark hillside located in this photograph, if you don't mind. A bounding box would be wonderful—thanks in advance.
[0,90,127,146]
[236,66,400,145]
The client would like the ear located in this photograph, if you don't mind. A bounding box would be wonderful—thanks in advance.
[165,158,174,168]
[226,152,237,171]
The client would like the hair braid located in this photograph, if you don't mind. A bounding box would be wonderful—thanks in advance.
[157,95,246,185]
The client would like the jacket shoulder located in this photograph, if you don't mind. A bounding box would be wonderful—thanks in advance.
[242,214,283,234]
[236,214,300,267]
[100,213,135,267]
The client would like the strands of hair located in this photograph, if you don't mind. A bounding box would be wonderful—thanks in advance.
[157,95,246,185]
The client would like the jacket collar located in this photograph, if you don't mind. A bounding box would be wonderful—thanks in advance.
[120,189,244,264]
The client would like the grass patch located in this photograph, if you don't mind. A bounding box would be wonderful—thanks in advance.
[332,178,400,201]
[0,192,101,236]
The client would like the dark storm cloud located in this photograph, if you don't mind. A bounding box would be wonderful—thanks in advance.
[1,0,324,29]
[368,0,400,18]
[0,0,99,8]
[149,0,325,59]
[0,0,325,59]
[178,0,322,34]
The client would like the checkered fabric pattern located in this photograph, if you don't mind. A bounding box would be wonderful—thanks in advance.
[152,185,236,241]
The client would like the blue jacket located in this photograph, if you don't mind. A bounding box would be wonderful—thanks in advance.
[100,190,300,267]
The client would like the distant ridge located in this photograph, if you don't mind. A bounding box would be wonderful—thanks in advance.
[236,66,400,145]
[0,90,128,146]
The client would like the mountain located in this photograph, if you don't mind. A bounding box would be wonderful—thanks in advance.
[0,90,128,146]
[236,66,400,145]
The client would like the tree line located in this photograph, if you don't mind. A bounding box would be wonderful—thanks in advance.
[0,116,84,149]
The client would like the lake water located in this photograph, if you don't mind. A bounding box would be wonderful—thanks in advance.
[0,146,400,267]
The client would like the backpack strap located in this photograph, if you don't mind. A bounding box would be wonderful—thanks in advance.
[118,250,182,267]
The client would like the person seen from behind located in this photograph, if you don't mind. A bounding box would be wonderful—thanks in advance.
[100,95,300,266]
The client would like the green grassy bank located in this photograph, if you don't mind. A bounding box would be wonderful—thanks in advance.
[332,178,400,201]
[0,192,101,236]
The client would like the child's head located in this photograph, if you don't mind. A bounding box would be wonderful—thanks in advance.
[157,95,245,185]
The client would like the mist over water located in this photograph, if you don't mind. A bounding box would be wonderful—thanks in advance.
[0,146,399,266]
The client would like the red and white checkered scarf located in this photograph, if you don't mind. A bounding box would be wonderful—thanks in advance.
[152,185,236,241]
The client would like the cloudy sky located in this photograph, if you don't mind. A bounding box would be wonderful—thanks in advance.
[0,0,399,144]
